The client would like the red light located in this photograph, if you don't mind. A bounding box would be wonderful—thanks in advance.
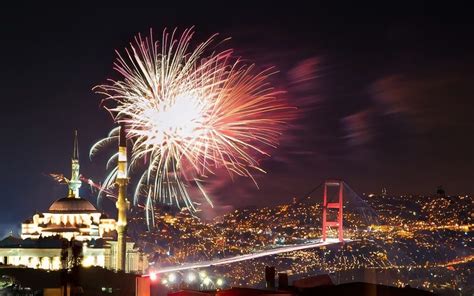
[149,272,157,281]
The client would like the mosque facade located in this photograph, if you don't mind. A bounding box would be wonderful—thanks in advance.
[0,131,147,273]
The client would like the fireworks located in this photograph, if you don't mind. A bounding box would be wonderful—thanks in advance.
[91,28,294,218]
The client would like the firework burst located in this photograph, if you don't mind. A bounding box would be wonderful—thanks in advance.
[91,28,294,219]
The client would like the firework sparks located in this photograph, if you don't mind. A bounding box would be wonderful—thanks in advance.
[91,28,294,218]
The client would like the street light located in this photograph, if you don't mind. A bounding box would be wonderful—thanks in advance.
[168,273,177,283]
[187,273,196,283]
[202,277,211,286]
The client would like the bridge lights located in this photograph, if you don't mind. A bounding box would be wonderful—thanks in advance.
[168,273,177,283]
[202,277,211,286]
[187,272,196,283]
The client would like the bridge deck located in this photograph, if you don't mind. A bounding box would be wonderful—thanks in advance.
[153,238,352,274]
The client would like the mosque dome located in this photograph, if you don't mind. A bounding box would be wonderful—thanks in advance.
[48,197,98,213]
[47,132,100,214]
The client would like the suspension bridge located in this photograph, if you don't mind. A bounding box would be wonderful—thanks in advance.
[149,180,375,275]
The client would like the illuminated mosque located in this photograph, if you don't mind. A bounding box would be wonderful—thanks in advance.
[0,130,147,273]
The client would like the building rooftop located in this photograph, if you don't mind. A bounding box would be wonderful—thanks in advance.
[0,236,63,249]
[0,235,23,247]
[48,197,98,213]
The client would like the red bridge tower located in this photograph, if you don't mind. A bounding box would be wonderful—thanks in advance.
[322,180,344,242]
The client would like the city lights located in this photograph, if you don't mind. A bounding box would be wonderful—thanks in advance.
[134,189,472,292]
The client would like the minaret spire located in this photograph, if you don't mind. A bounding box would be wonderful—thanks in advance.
[68,130,82,198]
[73,129,79,161]
[115,124,129,271]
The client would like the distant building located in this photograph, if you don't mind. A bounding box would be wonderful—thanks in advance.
[0,132,147,273]
[292,274,333,288]
[436,186,446,198]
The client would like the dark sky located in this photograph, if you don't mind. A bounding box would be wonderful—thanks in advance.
[0,2,473,228]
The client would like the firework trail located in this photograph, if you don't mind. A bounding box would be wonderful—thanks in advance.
[91,28,294,221]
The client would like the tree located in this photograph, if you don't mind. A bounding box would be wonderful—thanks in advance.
[60,238,83,296]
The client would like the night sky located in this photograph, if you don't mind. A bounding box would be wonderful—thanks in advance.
[1,2,473,231]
